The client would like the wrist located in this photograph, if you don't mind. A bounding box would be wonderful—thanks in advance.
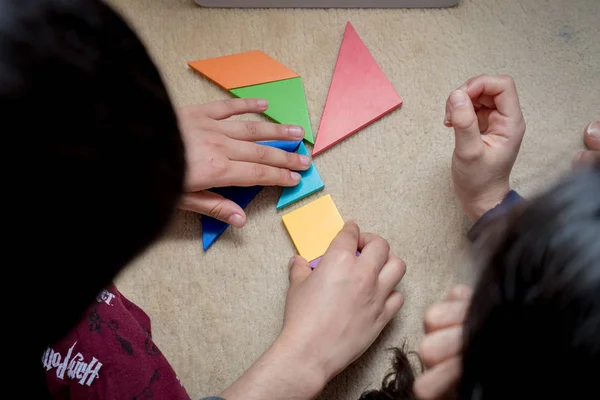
[265,335,327,398]
[462,184,511,223]
[219,335,326,400]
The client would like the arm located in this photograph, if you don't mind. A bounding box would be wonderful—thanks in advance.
[443,75,527,236]
[218,222,407,400]
[413,75,527,400]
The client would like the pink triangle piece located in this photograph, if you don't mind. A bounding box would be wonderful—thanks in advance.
[312,22,403,156]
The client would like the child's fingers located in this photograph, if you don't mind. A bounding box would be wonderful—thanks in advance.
[424,300,470,333]
[419,326,463,368]
[413,356,462,400]
[572,151,600,168]
[446,90,485,162]
[179,191,247,227]
[447,284,474,301]
[459,74,523,120]
[584,121,600,151]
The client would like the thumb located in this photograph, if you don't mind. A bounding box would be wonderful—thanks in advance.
[179,190,247,228]
[446,90,484,160]
[288,255,311,286]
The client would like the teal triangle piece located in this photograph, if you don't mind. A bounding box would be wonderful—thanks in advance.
[230,77,314,144]
[276,142,324,210]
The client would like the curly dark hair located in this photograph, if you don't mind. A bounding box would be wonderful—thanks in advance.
[361,163,600,400]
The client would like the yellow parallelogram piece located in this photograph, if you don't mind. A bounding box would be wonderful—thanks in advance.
[282,194,344,262]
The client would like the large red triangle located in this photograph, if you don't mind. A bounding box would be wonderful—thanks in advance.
[312,22,402,156]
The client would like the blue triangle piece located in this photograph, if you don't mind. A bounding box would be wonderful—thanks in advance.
[276,142,325,210]
[202,140,301,250]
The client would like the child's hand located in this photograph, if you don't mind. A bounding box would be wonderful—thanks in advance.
[573,121,600,167]
[413,285,473,400]
[177,98,310,227]
[445,75,526,222]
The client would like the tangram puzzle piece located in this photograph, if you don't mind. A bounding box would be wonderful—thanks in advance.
[202,140,301,250]
[202,185,263,251]
[230,77,314,144]
[282,194,344,262]
[276,142,324,210]
[188,50,299,90]
[312,22,403,156]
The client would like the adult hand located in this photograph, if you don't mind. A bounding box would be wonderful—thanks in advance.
[280,222,407,387]
[219,222,407,400]
[445,75,526,222]
[413,284,473,400]
[573,121,600,167]
[177,98,310,227]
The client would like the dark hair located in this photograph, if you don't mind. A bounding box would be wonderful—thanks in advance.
[360,164,600,399]
[2,0,184,395]
[358,345,421,400]
[460,164,600,399]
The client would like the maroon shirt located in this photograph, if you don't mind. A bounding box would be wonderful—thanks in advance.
[42,284,191,400]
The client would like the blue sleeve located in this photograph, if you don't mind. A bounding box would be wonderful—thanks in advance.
[467,190,524,242]
[200,397,225,400]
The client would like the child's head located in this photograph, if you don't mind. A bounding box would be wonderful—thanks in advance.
[360,163,600,399]
[460,164,600,399]
[2,0,184,350]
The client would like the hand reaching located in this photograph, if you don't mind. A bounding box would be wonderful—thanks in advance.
[219,222,407,400]
[413,285,473,400]
[280,222,407,384]
[445,75,526,222]
[177,98,311,227]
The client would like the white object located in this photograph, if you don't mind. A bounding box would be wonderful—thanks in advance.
[195,0,458,8]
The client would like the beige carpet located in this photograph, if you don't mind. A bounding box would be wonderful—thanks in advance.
[109,0,600,398]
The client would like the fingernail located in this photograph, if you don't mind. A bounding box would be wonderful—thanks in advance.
[257,99,268,109]
[449,90,468,109]
[229,214,244,227]
[586,121,600,139]
[444,110,450,126]
[291,171,301,182]
[288,126,304,139]
[299,155,311,166]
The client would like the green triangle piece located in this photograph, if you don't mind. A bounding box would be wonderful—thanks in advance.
[230,77,314,144]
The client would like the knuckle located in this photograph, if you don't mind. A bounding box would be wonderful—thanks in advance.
[207,202,227,220]
[255,144,269,161]
[244,121,258,137]
[208,156,227,175]
[394,258,407,275]
[223,98,238,111]
[424,304,442,330]
[244,98,256,109]
[418,338,435,365]
[207,137,226,150]
[454,148,482,163]
[253,164,268,179]
[380,239,391,254]
[499,74,515,86]
[279,168,290,184]
[285,151,296,165]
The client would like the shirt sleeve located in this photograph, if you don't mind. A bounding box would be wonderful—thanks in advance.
[467,190,524,242]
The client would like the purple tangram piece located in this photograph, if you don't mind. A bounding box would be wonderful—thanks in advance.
[309,251,361,269]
